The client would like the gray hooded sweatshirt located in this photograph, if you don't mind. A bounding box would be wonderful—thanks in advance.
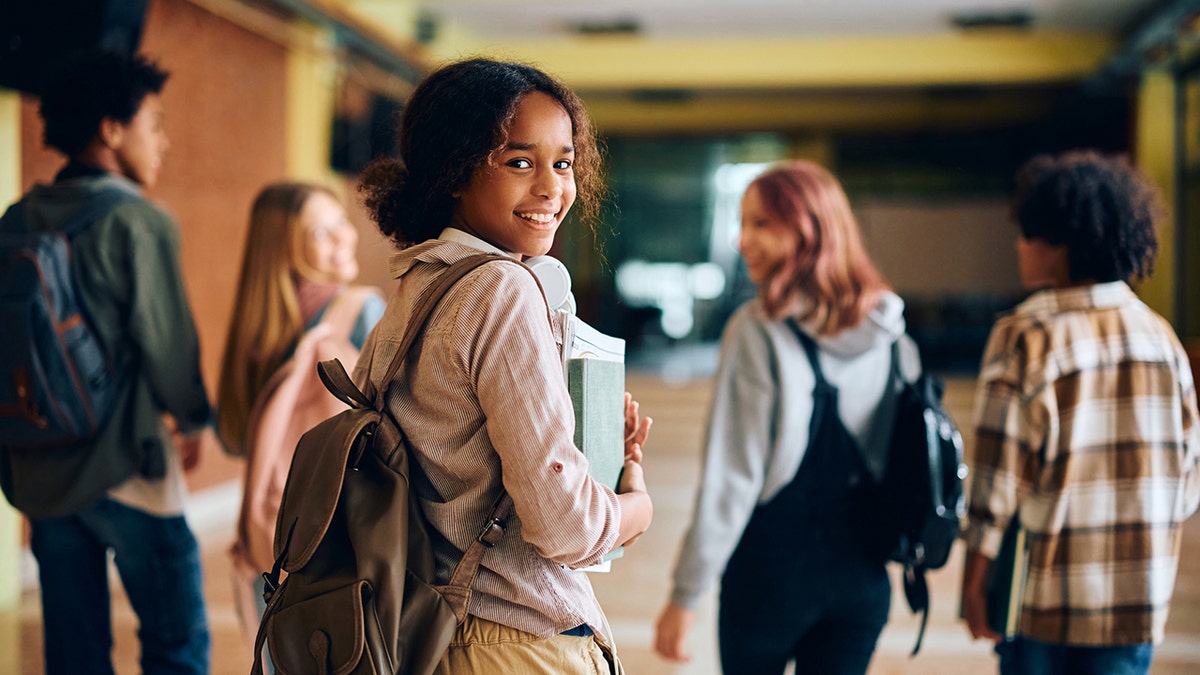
[669,292,919,610]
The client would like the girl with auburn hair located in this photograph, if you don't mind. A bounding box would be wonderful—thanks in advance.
[217,181,385,649]
[353,57,652,673]
[655,160,920,674]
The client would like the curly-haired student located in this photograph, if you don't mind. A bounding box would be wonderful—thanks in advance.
[354,57,652,673]
[0,50,212,675]
[959,150,1200,675]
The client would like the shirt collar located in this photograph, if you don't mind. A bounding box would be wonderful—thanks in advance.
[54,161,110,183]
[1016,281,1138,318]
[438,227,512,256]
[386,229,517,280]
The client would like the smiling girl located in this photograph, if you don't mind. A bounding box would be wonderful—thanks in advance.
[654,160,921,674]
[355,58,652,673]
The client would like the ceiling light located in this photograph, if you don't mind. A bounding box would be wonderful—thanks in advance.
[949,10,1033,30]
[568,17,641,36]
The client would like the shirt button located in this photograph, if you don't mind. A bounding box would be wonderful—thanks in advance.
[553,462,564,473]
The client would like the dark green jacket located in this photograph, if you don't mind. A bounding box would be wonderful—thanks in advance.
[0,172,211,518]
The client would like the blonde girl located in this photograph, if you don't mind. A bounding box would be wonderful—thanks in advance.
[217,181,385,646]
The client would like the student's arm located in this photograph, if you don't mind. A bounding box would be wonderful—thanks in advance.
[616,391,653,546]
[1176,341,1200,518]
[615,460,651,546]
[959,321,1035,643]
[465,265,623,568]
[121,204,212,433]
[960,549,1001,641]
[656,308,781,662]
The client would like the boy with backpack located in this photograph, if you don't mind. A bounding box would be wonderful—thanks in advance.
[960,150,1200,674]
[0,50,212,674]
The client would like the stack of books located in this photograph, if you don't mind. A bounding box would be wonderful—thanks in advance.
[525,254,629,572]
[986,515,1029,638]
[567,317,626,572]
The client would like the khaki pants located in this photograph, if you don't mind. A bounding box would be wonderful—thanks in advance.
[433,615,623,674]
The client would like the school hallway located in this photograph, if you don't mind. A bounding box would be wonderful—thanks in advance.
[6,362,1200,674]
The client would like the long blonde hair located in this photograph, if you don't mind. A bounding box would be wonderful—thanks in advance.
[217,182,339,454]
[750,160,890,334]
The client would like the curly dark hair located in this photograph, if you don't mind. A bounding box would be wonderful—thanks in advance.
[1011,150,1162,283]
[358,57,604,247]
[39,50,169,158]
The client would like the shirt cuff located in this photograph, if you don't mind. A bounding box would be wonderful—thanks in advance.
[177,407,216,436]
[962,518,1008,559]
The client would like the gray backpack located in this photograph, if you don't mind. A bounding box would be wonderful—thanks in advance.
[0,188,133,447]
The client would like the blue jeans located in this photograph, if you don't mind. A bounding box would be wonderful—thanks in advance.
[996,636,1153,675]
[29,497,210,675]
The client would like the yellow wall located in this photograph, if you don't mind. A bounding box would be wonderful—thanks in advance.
[1135,69,1178,322]
[286,20,339,184]
[0,87,22,675]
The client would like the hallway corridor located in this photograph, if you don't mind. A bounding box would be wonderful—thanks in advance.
[7,372,1200,673]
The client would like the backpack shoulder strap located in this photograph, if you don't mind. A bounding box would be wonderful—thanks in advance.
[440,491,515,619]
[1,186,138,238]
[890,339,904,382]
[375,253,516,400]
[368,252,527,619]
[58,188,138,239]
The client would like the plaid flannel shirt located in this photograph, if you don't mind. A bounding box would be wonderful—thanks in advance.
[963,281,1200,646]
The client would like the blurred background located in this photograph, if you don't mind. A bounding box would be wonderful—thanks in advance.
[3,1,1200,673]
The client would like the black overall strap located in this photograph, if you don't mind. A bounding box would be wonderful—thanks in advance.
[787,318,829,387]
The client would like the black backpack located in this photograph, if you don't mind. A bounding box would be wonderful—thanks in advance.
[789,322,965,656]
[0,188,133,447]
[874,340,967,655]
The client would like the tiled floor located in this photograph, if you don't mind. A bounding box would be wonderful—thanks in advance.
[6,371,1200,673]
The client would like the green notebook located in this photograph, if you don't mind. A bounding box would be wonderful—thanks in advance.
[986,516,1029,638]
[567,357,625,563]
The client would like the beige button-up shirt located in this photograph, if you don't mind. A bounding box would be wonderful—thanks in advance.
[964,281,1200,645]
[353,234,621,640]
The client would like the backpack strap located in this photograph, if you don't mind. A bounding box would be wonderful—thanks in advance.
[440,491,515,620]
[370,251,524,621]
[376,253,515,394]
[1,185,138,238]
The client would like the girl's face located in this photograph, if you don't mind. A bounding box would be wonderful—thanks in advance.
[298,190,359,284]
[450,91,577,258]
[738,184,798,285]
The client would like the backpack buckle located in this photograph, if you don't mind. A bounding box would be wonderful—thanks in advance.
[476,518,505,548]
[261,572,278,602]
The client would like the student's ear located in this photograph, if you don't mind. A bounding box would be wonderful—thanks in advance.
[98,117,125,149]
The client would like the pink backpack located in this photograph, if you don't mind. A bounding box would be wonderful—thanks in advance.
[230,285,380,645]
